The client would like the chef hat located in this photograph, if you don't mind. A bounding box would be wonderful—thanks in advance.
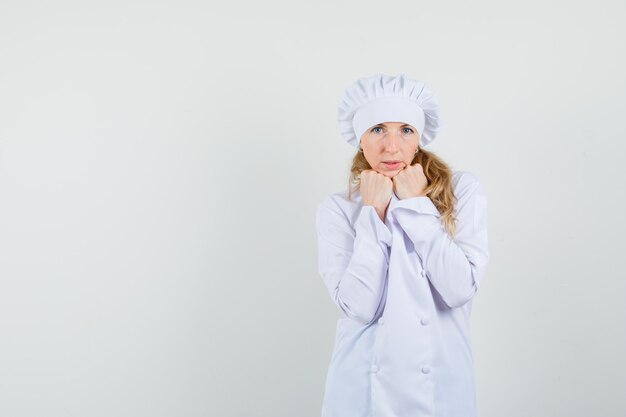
[337,73,442,148]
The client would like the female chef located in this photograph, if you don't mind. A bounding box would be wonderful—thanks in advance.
[315,73,490,417]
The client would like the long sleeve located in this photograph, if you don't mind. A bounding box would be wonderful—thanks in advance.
[315,196,393,325]
[389,172,490,309]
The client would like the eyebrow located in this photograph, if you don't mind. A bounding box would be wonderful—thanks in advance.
[373,123,414,128]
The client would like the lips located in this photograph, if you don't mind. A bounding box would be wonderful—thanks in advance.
[382,161,403,169]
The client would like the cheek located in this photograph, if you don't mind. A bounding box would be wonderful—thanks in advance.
[361,147,382,162]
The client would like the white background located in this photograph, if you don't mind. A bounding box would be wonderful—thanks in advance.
[0,1,624,416]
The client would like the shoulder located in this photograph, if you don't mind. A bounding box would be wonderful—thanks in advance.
[450,169,487,212]
[316,188,361,224]
[451,169,484,195]
[318,188,360,210]
[452,169,482,187]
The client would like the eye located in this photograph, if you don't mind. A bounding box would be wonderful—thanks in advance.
[402,127,415,135]
[371,126,384,134]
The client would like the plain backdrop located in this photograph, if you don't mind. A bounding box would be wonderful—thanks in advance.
[0,1,625,416]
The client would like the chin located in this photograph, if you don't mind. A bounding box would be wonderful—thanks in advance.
[377,165,402,175]
[380,170,397,178]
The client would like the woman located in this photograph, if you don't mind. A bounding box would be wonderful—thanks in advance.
[315,73,490,417]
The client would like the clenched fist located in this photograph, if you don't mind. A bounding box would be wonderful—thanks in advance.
[392,163,428,199]
[360,169,393,221]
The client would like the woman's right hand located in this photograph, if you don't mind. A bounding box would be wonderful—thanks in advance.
[360,169,393,221]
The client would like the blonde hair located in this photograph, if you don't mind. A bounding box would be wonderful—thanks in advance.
[347,148,457,239]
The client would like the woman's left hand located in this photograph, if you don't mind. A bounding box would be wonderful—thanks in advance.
[392,163,428,199]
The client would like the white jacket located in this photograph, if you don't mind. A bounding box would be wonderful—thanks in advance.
[315,169,490,417]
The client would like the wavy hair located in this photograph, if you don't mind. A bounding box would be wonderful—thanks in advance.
[347,148,457,239]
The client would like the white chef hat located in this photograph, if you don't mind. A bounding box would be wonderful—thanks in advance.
[337,73,442,148]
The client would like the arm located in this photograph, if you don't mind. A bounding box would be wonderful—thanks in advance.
[315,196,393,324]
[389,172,490,308]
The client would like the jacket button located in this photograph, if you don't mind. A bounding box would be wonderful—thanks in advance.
[370,364,379,373]
[421,366,431,374]
[420,317,429,325]
[378,317,385,326]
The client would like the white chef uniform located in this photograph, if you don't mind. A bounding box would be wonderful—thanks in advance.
[315,169,490,417]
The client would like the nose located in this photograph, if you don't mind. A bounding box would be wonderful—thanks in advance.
[383,130,400,153]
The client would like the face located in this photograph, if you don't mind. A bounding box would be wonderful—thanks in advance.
[359,122,420,178]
